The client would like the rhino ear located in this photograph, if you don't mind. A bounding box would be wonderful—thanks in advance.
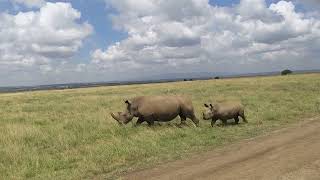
[204,103,209,107]
[210,104,213,108]
[125,100,131,105]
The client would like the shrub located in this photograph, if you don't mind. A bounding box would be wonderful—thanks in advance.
[281,69,292,75]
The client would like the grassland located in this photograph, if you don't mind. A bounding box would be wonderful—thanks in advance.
[0,74,320,179]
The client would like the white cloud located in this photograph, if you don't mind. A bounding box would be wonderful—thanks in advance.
[92,0,320,73]
[11,0,46,8]
[0,2,93,68]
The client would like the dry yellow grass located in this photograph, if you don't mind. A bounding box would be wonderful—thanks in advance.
[0,73,319,179]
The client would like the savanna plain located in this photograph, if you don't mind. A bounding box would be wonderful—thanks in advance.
[0,73,320,179]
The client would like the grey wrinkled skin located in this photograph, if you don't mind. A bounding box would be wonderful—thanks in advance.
[111,96,199,127]
[202,102,248,127]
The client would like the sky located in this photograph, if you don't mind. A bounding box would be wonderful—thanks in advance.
[0,0,320,86]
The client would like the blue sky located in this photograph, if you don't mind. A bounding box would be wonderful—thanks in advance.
[0,0,320,86]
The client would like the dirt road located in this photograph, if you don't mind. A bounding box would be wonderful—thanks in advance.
[123,118,320,180]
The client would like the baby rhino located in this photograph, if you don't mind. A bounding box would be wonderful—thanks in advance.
[203,101,247,127]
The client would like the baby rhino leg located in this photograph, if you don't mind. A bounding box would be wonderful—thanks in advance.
[211,120,215,127]
[211,119,217,127]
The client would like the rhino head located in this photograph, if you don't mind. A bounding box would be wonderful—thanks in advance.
[202,103,218,120]
[110,100,134,125]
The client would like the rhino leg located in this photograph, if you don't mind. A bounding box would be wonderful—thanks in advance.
[146,119,154,126]
[181,106,199,127]
[211,119,216,127]
[222,119,228,126]
[191,116,200,127]
[134,117,145,126]
[211,120,214,127]
[178,114,187,127]
[239,113,248,123]
[239,110,248,123]
[186,113,199,127]
[234,117,239,124]
[184,112,199,127]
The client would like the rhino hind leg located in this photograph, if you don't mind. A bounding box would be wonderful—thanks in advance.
[178,114,188,127]
[239,111,248,123]
[187,113,199,127]
[242,115,248,123]
[180,106,199,127]
[191,116,200,127]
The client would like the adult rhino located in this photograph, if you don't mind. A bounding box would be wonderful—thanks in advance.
[110,96,199,126]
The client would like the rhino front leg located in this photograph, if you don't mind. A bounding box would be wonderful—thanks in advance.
[146,119,154,126]
[234,116,239,124]
[145,114,156,126]
[134,117,145,126]
[211,118,217,127]
[222,120,228,126]
[211,120,216,127]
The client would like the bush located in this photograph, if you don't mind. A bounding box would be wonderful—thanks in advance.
[281,69,292,75]
[214,76,220,79]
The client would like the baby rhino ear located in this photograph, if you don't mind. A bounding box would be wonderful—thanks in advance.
[204,103,209,108]
[125,100,131,105]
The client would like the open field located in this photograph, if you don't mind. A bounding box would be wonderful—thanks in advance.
[0,74,320,179]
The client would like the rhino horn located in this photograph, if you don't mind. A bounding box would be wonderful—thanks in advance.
[110,112,123,124]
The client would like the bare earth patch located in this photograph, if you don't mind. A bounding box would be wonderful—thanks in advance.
[124,117,320,180]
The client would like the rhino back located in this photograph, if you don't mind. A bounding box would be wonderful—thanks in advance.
[217,102,243,119]
[133,96,183,121]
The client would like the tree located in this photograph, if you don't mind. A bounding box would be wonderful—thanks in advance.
[214,76,220,79]
[281,69,292,75]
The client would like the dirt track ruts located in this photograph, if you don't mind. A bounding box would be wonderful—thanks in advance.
[123,117,320,180]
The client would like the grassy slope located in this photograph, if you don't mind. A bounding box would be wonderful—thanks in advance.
[0,74,320,179]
